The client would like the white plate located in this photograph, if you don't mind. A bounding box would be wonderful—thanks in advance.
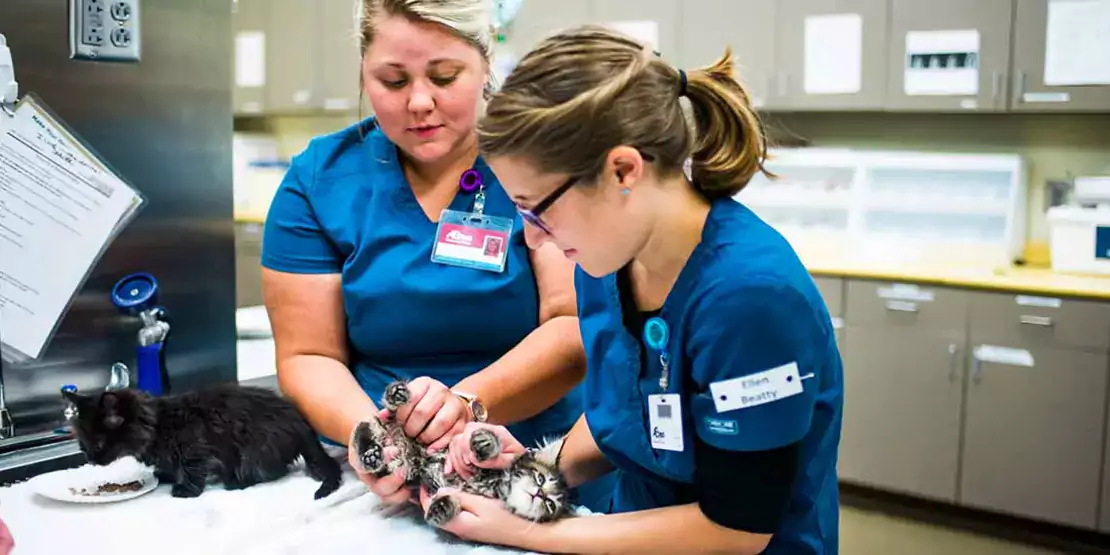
[31,464,159,504]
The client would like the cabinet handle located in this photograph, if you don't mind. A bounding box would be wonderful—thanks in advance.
[884,300,918,313]
[991,71,1002,101]
[1014,71,1026,103]
[1019,314,1054,327]
[947,344,959,382]
[972,355,982,384]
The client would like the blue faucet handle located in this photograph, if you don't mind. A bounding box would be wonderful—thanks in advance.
[111,272,160,316]
[61,384,77,394]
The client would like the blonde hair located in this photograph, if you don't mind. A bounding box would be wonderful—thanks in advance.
[478,25,771,200]
[358,0,493,61]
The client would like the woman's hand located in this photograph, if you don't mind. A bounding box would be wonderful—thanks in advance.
[381,377,469,452]
[347,427,414,506]
[418,486,542,549]
[444,423,527,480]
[0,516,14,555]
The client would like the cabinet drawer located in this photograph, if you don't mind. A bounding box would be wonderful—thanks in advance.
[845,280,969,333]
[970,292,1110,352]
[813,276,843,317]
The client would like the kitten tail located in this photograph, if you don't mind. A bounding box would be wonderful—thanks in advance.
[301,428,343,500]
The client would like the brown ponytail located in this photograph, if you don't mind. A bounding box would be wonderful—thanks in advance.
[683,47,772,199]
[479,25,771,199]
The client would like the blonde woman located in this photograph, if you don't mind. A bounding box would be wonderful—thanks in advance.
[427,26,843,555]
[261,0,607,511]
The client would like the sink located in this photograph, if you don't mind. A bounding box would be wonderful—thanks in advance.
[0,438,86,487]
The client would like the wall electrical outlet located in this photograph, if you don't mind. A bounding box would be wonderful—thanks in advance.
[70,0,141,62]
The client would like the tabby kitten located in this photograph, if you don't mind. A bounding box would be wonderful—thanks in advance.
[62,385,342,500]
[351,381,571,527]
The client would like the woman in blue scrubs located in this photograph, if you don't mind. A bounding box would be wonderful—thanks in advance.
[425,26,843,554]
[260,0,598,508]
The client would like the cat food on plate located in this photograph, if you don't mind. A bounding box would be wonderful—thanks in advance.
[32,456,158,504]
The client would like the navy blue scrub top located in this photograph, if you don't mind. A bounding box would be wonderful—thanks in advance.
[577,199,844,554]
[260,118,582,448]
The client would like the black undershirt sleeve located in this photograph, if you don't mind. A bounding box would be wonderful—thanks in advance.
[693,437,802,534]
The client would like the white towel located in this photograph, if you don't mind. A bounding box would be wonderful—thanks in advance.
[1,466,587,555]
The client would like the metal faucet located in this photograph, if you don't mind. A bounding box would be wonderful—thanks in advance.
[0,372,13,440]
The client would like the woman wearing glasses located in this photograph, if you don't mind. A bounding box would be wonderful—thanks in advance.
[423,26,843,555]
[260,0,608,511]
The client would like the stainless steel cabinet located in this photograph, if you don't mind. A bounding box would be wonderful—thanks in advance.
[886,0,1014,112]
[775,0,889,110]
[838,280,968,502]
[961,346,1108,529]
[1010,0,1110,112]
[681,0,780,110]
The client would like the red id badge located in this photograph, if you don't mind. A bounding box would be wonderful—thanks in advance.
[431,209,513,273]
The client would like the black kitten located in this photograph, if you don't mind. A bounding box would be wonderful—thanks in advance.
[62,385,342,500]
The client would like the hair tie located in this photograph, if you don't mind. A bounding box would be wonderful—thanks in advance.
[678,69,688,97]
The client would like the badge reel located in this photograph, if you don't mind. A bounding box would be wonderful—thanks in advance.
[645,317,684,453]
[431,169,514,273]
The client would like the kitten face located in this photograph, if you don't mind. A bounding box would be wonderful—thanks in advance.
[62,389,156,465]
[503,455,568,522]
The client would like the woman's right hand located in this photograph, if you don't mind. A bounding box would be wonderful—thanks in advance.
[347,425,413,506]
[444,423,527,481]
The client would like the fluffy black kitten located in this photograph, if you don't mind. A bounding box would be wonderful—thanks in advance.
[62,385,342,500]
[351,381,571,528]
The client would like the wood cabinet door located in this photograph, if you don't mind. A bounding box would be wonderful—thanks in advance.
[839,326,966,502]
[961,346,1109,529]
[887,0,1014,112]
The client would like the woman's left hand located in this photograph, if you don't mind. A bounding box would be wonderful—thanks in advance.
[380,377,469,452]
[418,486,539,549]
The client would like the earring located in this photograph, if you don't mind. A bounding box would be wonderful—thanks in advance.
[621,188,631,195]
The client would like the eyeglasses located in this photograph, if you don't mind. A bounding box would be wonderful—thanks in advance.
[517,151,657,234]
[516,175,578,234]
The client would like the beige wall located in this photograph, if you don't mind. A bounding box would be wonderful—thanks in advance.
[245,111,1110,244]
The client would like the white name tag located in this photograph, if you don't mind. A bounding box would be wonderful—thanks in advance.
[710,362,804,413]
[648,394,684,452]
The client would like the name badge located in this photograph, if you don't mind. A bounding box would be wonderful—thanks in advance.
[648,394,684,452]
[709,361,804,413]
[431,209,513,273]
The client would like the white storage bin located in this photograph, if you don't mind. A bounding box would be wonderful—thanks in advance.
[1047,205,1110,275]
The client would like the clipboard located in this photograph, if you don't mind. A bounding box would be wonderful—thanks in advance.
[0,93,147,363]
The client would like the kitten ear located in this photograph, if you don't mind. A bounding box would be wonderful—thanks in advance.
[531,436,566,468]
[103,414,125,430]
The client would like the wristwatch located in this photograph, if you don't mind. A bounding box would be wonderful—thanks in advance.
[452,390,488,423]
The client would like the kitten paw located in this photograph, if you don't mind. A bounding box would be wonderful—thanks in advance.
[352,421,388,477]
[382,381,412,411]
[425,494,462,528]
[171,483,203,498]
[470,428,502,462]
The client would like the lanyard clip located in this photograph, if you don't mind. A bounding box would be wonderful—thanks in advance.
[644,317,670,390]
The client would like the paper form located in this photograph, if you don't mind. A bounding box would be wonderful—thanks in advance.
[904,30,980,95]
[0,95,143,360]
[235,31,266,88]
[804,13,863,95]
[1044,0,1110,86]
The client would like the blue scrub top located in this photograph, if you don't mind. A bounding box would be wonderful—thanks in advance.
[260,118,582,448]
[577,199,844,553]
